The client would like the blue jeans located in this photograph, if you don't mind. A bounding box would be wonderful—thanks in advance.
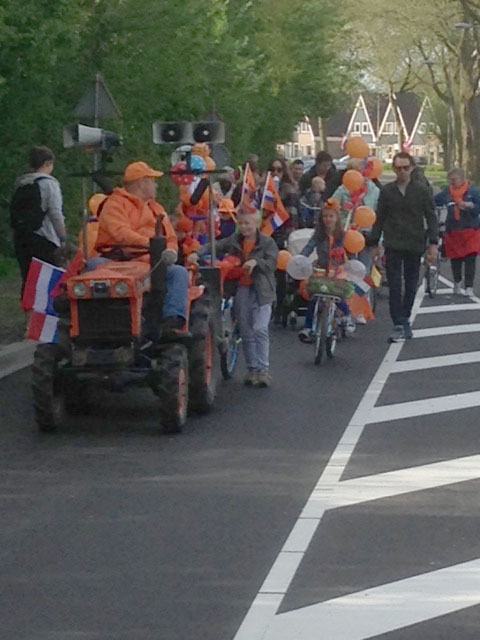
[235,286,272,372]
[86,258,188,319]
[164,264,188,319]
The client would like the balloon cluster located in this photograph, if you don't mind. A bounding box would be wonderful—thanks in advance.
[341,136,384,195]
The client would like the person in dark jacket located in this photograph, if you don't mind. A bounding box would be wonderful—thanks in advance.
[11,146,67,295]
[299,151,341,200]
[435,167,480,296]
[368,151,438,342]
[188,208,278,387]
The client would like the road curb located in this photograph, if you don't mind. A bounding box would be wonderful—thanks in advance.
[0,340,36,380]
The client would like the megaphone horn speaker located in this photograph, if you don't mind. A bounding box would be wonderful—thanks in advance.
[152,121,193,144]
[192,121,225,144]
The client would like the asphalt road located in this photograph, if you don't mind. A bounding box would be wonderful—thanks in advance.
[2,268,480,640]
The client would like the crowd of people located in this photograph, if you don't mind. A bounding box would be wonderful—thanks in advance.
[9,143,480,389]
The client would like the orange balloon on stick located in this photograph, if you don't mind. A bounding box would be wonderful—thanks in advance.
[354,206,376,228]
[363,156,383,180]
[277,249,292,272]
[345,137,370,159]
[344,229,366,254]
[342,170,365,193]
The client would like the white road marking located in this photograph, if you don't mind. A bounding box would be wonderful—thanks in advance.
[368,391,480,424]
[417,303,480,314]
[391,351,480,372]
[413,323,480,338]
[233,276,480,640]
[231,285,426,640]
[326,455,480,510]
[260,559,480,640]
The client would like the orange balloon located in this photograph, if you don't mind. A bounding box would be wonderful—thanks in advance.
[345,137,370,159]
[277,249,292,272]
[344,229,366,254]
[354,206,376,228]
[363,156,383,180]
[342,170,365,193]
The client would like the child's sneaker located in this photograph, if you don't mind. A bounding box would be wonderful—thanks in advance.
[345,317,356,335]
[255,371,272,388]
[465,287,474,297]
[244,371,258,386]
[298,328,313,343]
[453,282,462,294]
[355,314,367,325]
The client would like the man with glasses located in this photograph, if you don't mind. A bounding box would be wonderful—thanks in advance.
[368,151,438,342]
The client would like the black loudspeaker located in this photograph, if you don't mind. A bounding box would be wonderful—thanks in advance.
[152,121,193,145]
[193,121,225,144]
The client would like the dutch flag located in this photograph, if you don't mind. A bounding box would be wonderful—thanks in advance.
[22,258,65,343]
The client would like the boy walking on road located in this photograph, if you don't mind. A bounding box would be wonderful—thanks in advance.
[368,152,438,343]
[188,208,278,387]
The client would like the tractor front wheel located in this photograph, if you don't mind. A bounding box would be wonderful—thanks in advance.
[189,297,217,414]
[154,344,189,434]
[32,344,66,432]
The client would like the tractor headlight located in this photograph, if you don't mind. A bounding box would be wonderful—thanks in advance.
[73,282,89,298]
[113,280,129,297]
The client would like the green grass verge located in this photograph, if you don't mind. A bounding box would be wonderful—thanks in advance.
[0,258,25,344]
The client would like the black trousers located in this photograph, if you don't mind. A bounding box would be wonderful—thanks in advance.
[385,248,421,326]
[451,254,476,287]
[13,232,59,295]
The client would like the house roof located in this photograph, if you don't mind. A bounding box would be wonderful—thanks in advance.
[362,93,389,135]
[324,110,351,137]
[395,93,421,135]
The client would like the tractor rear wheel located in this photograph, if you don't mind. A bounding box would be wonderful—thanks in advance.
[189,296,217,414]
[32,344,66,432]
[154,344,189,434]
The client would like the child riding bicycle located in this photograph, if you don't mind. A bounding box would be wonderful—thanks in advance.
[297,199,356,343]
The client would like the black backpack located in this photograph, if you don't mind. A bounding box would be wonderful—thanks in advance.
[10,176,47,234]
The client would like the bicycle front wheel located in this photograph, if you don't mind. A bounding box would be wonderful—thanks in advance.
[425,264,439,298]
[313,299,328,365]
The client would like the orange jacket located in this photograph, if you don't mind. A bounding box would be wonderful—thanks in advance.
[96,187,178,254]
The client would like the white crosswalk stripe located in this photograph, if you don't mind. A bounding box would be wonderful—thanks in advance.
[233,277,480,640]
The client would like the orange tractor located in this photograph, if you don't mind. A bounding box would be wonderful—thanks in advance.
[32,236,220,434]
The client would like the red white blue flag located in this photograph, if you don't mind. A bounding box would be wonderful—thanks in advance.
[241,163,257,213]
[260,171,290,236]
[22,258,65,343]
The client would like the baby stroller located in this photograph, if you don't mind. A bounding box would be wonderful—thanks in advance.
[280,229,317,328]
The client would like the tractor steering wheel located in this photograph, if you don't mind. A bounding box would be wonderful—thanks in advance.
[96,244,150,261]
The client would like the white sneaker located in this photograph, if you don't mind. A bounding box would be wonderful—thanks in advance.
[465,287,474,297]
[345,317,356,335]
[355,314,367,325]
[453,282,462,294]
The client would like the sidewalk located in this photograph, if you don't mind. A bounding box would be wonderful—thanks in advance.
[0,340,36,380]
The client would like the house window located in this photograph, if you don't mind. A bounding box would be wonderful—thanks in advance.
[362,122,370,135]
[394,122,399,134]
[385,122,394,134]
[418,123,427,134]
[306,145,312,156]
[294,144,300,157]
[300,121,309,133]
[353,122,361,134]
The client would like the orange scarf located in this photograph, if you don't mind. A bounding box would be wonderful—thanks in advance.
[449,182,469,221]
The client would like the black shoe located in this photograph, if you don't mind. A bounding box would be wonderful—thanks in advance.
[403,322,413,339]
[388,325,406,343]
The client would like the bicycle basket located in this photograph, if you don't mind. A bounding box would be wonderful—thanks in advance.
[307,276,354,299]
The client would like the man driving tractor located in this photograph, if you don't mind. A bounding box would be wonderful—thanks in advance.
[95,161,189,330]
